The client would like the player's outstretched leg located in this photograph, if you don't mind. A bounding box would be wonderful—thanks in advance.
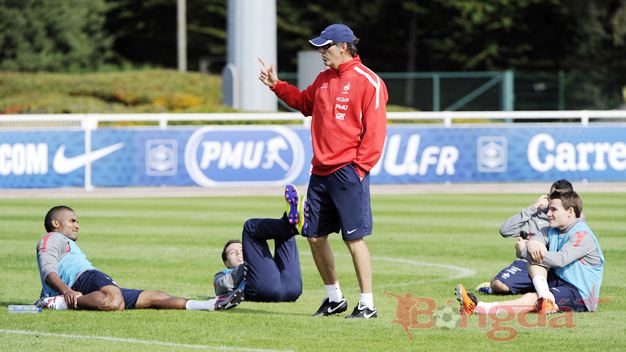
[455,284,478,314]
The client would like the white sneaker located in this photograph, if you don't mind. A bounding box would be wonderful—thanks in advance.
[35,295,68,310]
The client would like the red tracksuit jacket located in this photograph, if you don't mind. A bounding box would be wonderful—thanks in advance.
[272,55,388,177]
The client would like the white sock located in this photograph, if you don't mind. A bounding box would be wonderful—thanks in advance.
[532,276,554,301]
[325,283,343,302]
[185,299,215,311]
[360,293,374,310]
[476,301,499,314]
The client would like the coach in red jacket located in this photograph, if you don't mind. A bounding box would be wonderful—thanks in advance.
[259,23,388,319]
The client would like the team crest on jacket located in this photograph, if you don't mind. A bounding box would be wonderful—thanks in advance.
[342,82,351,94]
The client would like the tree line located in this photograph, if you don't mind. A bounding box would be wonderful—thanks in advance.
[1,0,625,108]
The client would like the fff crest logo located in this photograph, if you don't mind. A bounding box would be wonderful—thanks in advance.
[477,136,507,173]
[184,126,305,186]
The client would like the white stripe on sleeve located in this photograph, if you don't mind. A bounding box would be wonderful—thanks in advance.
[353,66,381,109]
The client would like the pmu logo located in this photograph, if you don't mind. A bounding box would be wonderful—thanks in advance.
[184,126,305,186]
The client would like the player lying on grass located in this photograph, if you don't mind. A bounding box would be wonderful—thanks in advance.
[475,179,579,295]
[35,205,242,311]
[457,190,604,314]
[214,184,303,302]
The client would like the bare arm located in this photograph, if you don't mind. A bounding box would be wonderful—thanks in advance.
[45,272,82,308]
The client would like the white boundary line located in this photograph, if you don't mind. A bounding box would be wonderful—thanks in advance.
[301,253,476,291]
[0,329,291,352]
[372,256,476,288]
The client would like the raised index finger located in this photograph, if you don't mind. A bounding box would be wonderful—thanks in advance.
[258,57,267,67]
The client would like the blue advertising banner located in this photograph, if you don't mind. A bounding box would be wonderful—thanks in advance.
[372,125,626,183]
[0,130,85,187]
[1,124,625,188]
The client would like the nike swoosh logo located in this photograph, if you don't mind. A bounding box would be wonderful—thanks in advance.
[53,143,124,174]
[326,303,344,314]
[327,305,341,314]
[363,311,376,318]
[347,228,358,235]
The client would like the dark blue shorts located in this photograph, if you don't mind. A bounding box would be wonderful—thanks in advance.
[494,260,534,294]
[548,271,587,312]
[304,163,372,240]
[72,270,143,309]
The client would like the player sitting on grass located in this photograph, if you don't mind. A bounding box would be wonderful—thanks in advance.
[214,184,304,302]
[456,190,604,315]
[35,205,242,311]
[475,179,578,295]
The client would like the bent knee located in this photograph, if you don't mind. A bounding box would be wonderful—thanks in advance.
[243,220,256,233]
[307,236,326,246]
[490,279,511,294]
[100,294,125,311]
[282,287,302,302]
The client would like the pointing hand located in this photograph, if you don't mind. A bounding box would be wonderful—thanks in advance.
[258,58,278,88]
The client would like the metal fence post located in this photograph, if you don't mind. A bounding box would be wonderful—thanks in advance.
[501,70,514,111]
[558,70,565,110]
[433,74,440,112]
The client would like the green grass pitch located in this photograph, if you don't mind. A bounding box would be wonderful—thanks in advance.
[1,192,625,351]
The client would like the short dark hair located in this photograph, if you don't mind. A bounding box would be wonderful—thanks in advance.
[549,179,574,194]
[221,239,242,262]
[44,205,74,232]
[549,190,583,218]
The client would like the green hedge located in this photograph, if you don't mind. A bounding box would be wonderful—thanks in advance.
[0,70,234,114]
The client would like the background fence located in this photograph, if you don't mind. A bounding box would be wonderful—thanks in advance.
[281,71,626,111]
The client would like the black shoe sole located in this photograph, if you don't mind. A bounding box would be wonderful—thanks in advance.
[215,290,244,311]
[345,312,378,319]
